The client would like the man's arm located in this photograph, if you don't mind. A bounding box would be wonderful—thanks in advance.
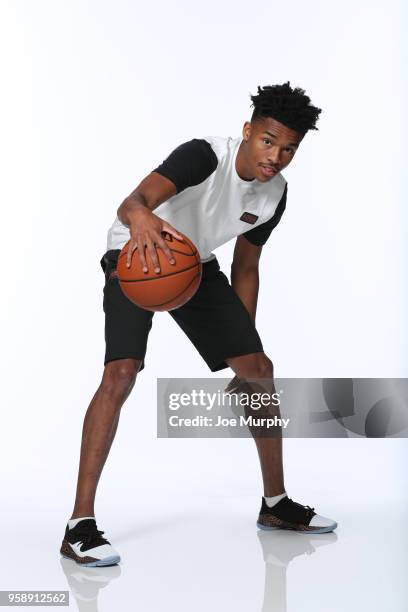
[117,172,178,225]
[116,138,218,271]
[230,235,263,324]
[117,137,218,225]
[232,183,288,321]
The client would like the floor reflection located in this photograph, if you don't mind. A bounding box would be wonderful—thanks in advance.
[257,529,338,612]
[60,557,121,612]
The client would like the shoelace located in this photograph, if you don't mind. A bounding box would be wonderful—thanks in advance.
[286,497,315,518]
[74,527,109,550]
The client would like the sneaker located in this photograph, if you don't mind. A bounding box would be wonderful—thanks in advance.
[257,496,337,534]
[60,518,121,567]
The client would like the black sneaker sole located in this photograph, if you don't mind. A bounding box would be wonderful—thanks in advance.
[256,518,337,534]
[60,540,121,567]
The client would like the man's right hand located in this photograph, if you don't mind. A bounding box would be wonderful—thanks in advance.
[126,206,184,274]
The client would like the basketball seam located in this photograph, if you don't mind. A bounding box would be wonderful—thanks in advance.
[118,262,201,283]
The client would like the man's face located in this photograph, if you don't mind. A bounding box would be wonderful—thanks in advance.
[238,117,303,182]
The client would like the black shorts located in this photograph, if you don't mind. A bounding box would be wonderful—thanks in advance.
[100,250,264,372]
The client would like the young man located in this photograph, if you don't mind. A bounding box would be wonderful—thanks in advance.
[60,82,337,567]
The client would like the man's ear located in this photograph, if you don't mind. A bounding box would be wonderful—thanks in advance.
[242,121,252,142]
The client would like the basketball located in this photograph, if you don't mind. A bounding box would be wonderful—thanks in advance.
[116,232,202,312]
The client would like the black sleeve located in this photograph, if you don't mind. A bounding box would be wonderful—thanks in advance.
[151,138,218,193]
[242,183,288,246]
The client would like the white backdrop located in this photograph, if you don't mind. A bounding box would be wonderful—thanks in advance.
[0,1,406,610]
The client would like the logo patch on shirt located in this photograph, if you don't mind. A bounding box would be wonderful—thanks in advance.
[240,212,259,225]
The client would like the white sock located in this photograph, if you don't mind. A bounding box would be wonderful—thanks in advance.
[68,516,95,529]
[264,492,287,508]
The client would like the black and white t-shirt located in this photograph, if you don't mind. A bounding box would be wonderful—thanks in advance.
[106,135,288,262]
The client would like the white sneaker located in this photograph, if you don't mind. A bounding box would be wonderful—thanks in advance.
[60,518,121,567]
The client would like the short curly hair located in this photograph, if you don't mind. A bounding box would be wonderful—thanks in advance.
[250,81,322,136]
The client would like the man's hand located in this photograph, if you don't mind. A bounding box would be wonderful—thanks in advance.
[126,206,184,274]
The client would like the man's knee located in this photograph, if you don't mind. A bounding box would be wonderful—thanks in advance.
[100,358,142,398]
[256,355,274,379]
[226,352,274,380]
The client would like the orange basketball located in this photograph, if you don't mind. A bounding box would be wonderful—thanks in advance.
[116,232,202,312]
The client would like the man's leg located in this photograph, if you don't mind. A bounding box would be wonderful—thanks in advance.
[70,357,142,518]
[224,352,284,498]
